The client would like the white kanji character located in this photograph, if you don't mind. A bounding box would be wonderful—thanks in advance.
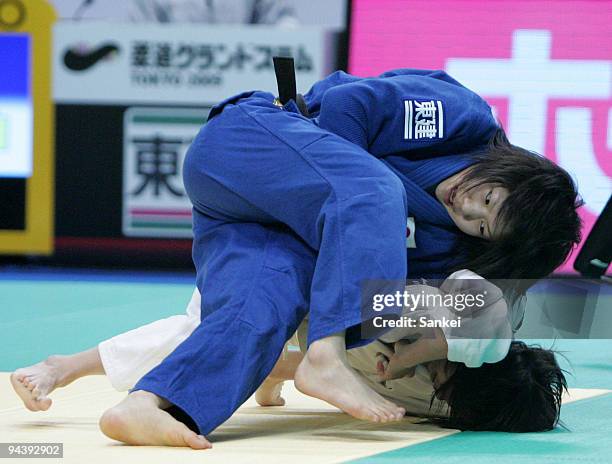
[414,100,437,120]
[414,121,438,139]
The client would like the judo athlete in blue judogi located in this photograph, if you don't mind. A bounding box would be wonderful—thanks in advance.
[98,69,512,447]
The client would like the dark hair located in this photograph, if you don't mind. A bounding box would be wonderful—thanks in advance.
[452,129,583,294]
[434,341,567,432]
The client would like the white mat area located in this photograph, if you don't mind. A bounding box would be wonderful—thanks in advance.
[1,373,608,464]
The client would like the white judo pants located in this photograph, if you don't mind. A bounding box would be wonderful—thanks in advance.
[98,289,202,391]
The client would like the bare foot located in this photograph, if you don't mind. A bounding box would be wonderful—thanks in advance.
[10,356,74,412]
[99,391,211,449]
[294,338,405,423]
[255,378,286,406]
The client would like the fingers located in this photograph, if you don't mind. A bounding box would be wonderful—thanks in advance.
[376,352,414,382]
[380,358,416,381]
[378,332,448,381]
[375,353,389,378]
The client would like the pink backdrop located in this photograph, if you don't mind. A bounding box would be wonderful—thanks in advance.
[349,0,612,273]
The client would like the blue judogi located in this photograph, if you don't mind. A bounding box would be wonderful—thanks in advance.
[309,69,497,277]
[134,69,498,435]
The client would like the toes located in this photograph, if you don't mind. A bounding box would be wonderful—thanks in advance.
[361,408,381,422]
[267,395,286,406]
[371,406,389,422]
[184,432,212,450]
[24,401,40,412]
[166,425,206,449]
[390,408,405,422]
[368,405,404,423]
[259,397,286,407]
[10,374,39,412]
[22,393,40,412]
[257,398,285,407]
[374,401,404,422]
[32,386,42,400]
[379,408,399,422]
[378,400,405,421]
[37,397,52,411]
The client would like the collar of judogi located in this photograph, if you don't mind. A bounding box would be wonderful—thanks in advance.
[381,155,476,227]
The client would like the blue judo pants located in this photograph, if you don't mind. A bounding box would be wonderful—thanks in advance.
[134,92,408,435]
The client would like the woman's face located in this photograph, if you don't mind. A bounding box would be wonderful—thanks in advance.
[435,172,509,241]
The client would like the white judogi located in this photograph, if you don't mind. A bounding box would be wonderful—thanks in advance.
[98,288,202,391]
[99,269,524,413]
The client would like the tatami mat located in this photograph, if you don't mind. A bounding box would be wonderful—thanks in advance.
[351,392,612,464]
[1,373,609,464]
[2,273,610,463]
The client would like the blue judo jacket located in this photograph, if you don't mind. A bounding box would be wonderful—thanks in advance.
[307,69,499,278]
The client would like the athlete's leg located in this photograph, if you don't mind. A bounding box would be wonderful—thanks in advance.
[11,286,299,413]
[102,95,408,444]
[10,289,202,412]
[101,216,315,445]
[183,95,408,421]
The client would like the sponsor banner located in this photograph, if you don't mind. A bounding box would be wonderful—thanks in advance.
[53,22,328,105]
[122,107,209,238]
[350,0,612,272]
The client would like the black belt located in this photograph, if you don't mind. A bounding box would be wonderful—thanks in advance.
[273,56,310,117]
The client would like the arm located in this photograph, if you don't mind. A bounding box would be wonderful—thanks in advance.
[378,271,514,380]
[316,73,498,158]
[304,68,461,117]
[440,270,514,367]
